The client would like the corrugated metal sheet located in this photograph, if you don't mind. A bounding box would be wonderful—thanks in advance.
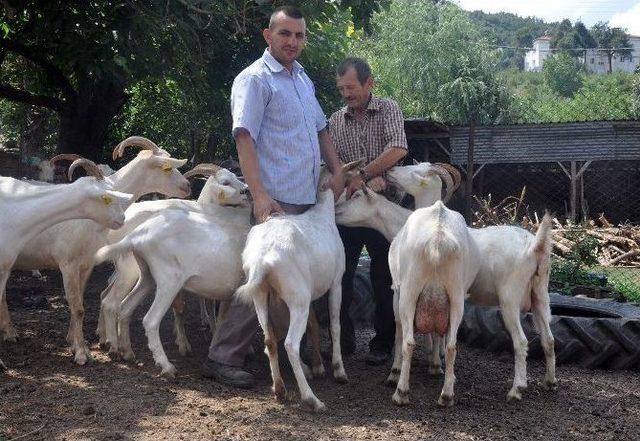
[449,121,640,164]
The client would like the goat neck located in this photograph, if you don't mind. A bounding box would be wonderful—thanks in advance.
[374,196,412,241]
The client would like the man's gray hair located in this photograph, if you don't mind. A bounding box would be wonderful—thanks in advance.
[336,57,372,85]
[269,6,305,29]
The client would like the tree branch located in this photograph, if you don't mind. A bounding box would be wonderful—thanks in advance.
[0,83,64,112]
[0,38,77,101]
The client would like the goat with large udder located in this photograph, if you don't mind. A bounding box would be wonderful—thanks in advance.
[232,162,362,413]
[93,166,252,377]
[97,163,249,359]
[386,163,557,401]
[4,137,190,365]
[0,163,133,369]
[334,167,556,403]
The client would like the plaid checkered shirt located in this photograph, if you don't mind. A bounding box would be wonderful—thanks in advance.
[329,95,408,199]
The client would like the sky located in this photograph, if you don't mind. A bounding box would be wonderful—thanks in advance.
[455,0,640,36]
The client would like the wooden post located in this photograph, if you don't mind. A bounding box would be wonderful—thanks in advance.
[464,118,476,224]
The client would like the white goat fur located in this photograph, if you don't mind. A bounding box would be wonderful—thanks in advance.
[0,176,133,368]
[4,139,190,365]
[97,168,247,358]
[234,174,350,413]
[94,192,251,377]
[335,165,557,402]
[387,163,557,400]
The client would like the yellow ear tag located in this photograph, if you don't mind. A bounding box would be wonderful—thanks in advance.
[161,161,172,172]
[101,194,113,205]
[419,179,429,188]
[218,190,226,201]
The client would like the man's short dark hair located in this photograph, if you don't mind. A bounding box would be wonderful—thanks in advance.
[269,6,305,29]
[336,57,372,85]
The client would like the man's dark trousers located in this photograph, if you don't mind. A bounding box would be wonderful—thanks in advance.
[338,225,395,354]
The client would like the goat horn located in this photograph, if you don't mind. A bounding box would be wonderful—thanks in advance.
[434,162,462,192]
[68,158,104,181]
[112,136,160,160]
[183,163,222,179]
[431,165,455,203]
[412,158,420,165]
[49,153,82,167]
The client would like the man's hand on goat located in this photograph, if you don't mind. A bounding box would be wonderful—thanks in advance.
[253,191,284,224]
[323,172,346,202]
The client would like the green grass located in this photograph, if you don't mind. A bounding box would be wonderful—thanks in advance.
[593,266,640,303]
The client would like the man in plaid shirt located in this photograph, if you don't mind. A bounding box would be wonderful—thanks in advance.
[329,57,408,365]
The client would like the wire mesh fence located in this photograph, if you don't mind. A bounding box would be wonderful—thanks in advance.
[439,132,640,303]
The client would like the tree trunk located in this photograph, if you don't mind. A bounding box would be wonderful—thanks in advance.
[57,77,127,162]
[607,52,613,73]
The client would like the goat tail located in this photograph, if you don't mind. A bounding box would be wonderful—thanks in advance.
[530,211,553,272]
[423,229,460,266]
[234,261,272,305]
[94,238,133,265]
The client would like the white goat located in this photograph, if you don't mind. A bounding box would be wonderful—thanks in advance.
[387,201,479,406]
[336,166,557,402]
[0,170,133,368]
[233,163,361,413]
[5,137,190,364]
[97,164,248,358]
[94,183,251,377]
[387,163,557,400]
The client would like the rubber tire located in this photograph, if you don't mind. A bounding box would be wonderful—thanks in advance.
[459,293,640,370]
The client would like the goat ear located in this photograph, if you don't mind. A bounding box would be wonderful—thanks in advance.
[153,157,187,169]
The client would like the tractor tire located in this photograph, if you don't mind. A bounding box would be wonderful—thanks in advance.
[459,293,640,370]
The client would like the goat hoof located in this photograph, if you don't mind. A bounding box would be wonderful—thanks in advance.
[312,364,326,378]
[301,397,326,413]
[273,379,287,402]
[428,365,443,376]
[392,388,410,406]
[2,330,17,343]
[334,372,349,384]
[74,351,91,366]
[160,365,177,378]
[178,346,192,357]
[543,378,558,391]
[121,349,136,362]
[507,388,522,402]
[437,393,455,407]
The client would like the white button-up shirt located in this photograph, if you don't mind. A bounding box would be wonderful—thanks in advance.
[231,49,326,204]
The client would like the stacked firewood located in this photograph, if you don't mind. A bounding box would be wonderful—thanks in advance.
[551,215,640,267]
[473,189,640,267]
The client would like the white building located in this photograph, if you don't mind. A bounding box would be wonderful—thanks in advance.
[524,35,640,73]
[524,36,552,71]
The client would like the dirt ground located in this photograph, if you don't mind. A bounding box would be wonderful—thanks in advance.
[2,267,640,441]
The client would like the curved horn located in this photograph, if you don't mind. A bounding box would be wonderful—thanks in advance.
[112,136,160,160]
[434,162,462,192]
[49,153,82,167]
[68,158,104,181]
[430,165,455,203]
[412,158,420,165]
[183,163,222,179]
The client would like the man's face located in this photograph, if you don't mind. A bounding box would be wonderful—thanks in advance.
[263,13,306,68]
[336,67,372,111]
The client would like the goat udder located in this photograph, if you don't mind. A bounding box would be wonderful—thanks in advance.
[414,290,449,336]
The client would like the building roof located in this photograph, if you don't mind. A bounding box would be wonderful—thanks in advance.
[449,120,640,165]
[534,36,553,42]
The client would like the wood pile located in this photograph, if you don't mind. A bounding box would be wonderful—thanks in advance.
[473,188,640,267]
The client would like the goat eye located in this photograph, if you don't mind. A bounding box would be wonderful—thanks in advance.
[220,181,230,186]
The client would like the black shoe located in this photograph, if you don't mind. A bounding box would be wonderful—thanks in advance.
[201,358,255,389]
[364,349,391,366]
